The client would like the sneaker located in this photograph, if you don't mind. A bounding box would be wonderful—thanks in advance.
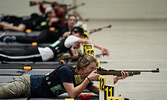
[0,33,6,42]
[3,36,16,43]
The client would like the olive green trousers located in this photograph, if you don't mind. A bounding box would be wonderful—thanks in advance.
[0,74,31,98]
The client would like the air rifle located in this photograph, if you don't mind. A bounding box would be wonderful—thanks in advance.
[30,1,57,6]
[78,67,159,79]
[89,25,112,35]
[96,67,159,76]
[30,0,85,10]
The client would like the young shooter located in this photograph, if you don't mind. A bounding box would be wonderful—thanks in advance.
[0,27,109,61]
[0,53,129,98]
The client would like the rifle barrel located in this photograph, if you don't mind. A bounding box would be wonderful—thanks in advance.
[97,67,159,75]
[124,68,159,73]
[89,25,112,34]
[99,25,112,29]
[78,68,159,79]
[80,2,85,6]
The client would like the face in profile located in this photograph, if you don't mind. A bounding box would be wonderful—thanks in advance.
[82,62,97,74]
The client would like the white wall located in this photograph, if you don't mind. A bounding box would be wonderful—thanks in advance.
[77,0,167,20]
[0,0,167,20]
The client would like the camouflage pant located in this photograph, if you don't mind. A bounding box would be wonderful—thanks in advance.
[0,74,31,99]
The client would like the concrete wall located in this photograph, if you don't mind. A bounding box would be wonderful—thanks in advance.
[0,0,167,20]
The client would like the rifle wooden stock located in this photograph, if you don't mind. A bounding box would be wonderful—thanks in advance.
[89,25,112,35]
[78,67,159,79]
[96,71,141,76]
[30,1,55,6]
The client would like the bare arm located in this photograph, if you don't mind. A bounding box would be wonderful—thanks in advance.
[63,78,90,98]
[63,70,99,98]
[48,18,59,26]
[3,24,26,32]
[63,71,130,97]
[87,84,99,94]
[88,71,130,95]
[63,32,71,37]
[114,71,130,84]
[68,49,75,57]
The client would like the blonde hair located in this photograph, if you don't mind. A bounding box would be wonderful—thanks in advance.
[76,53,97,71]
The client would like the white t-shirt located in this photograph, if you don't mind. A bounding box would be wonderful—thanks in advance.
[64,35,80,48]
[38,35,80,61]
[38,47,54,61]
